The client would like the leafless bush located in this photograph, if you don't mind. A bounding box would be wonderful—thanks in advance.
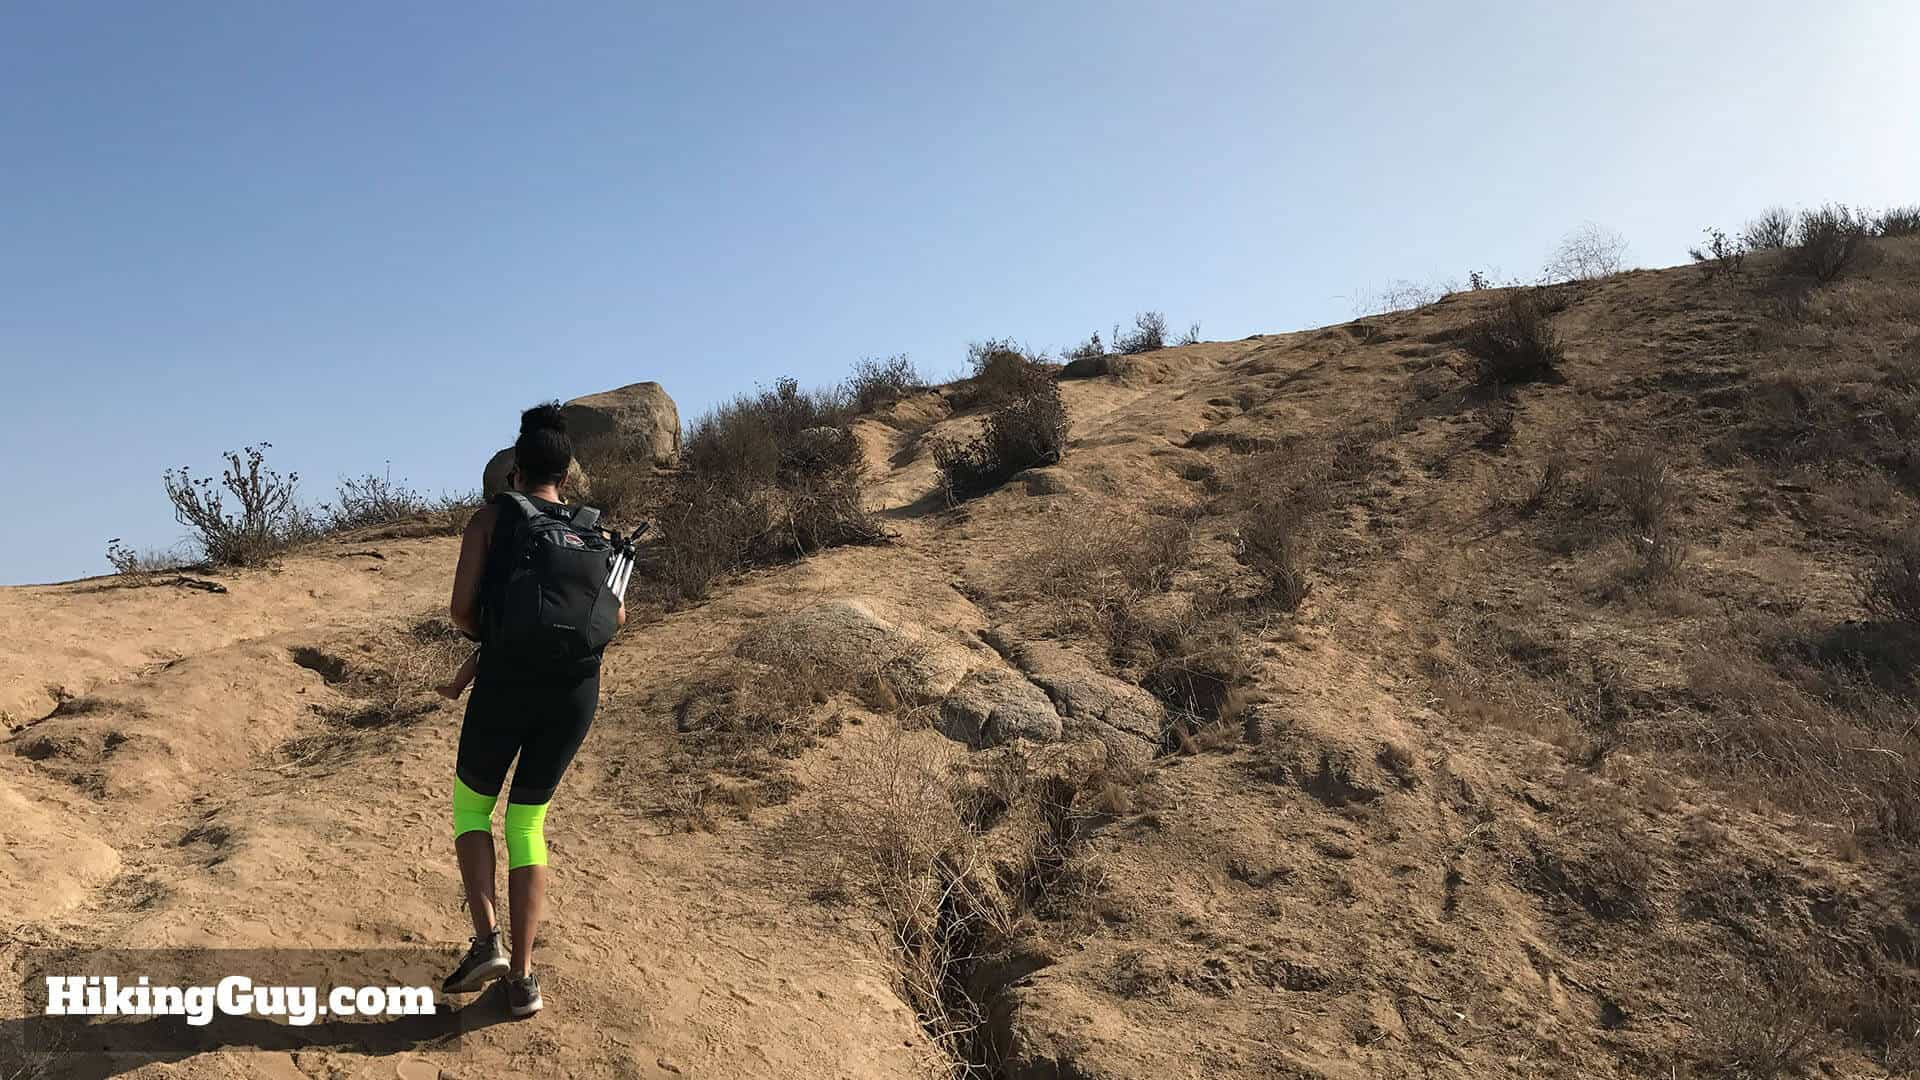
[1175,322,1202,346]
[327,467,430,530]
[1354,279,1444,316]
[1742,206,1796,251]
[1113,312,1167,354]
[1521,441,1569,515]
[104,538,192,577]
[1542,222,1628,282]
[1688,227,1746,279]
[848,354,924,414]
[1235,495,1312,610]
[1603,448,1688,583]
[1014,509,1194,634]
[1787,204,1873,283]
[1063,332,1104,362]
[1465,291,1564,385]
[163,444,314,566]
[1873,205,1920,238]
[1697,962,1828,1079]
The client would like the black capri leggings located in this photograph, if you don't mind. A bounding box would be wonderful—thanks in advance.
[455,670,600,806]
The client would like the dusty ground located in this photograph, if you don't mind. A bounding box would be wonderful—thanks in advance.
[5,239,1920,1078]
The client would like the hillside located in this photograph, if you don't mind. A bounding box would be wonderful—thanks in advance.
[5,237,1920,1079]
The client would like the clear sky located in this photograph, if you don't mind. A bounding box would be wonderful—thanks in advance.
[3,1,1915,584]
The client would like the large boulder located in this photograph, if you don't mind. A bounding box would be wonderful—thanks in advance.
[481,448,592,501]
[736,598,979,703]
[561,381,680,466]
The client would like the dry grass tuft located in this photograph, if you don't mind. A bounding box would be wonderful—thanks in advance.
[1465,291,1564,385]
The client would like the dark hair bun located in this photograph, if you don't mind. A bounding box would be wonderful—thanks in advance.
[520,402,567,436]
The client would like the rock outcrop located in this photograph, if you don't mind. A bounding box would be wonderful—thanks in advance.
[562,381,681,466]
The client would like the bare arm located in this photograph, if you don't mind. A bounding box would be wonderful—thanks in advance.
[449,505,496,636]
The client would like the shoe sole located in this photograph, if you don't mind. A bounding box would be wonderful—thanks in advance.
[444,956,510,994]
[509,994,543,1018]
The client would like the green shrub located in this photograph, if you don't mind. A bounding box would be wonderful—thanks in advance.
[1465,291,1563,385]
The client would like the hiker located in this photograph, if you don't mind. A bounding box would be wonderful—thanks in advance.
[441,402,625,1017]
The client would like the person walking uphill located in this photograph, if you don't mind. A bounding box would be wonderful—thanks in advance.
[441,403,625,1018]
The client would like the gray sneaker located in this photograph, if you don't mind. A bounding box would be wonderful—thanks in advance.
[506,972,543,1018]
[442,931,509,994]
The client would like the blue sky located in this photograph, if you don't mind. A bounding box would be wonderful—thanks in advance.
[3,1,1915,584]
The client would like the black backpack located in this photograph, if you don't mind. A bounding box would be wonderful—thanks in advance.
[481,492,621,670]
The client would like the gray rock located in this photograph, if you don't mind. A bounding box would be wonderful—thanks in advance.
[737,598,976,702]
[995,638,1164,769]
[562,381,681,466]
[1022,469,1077,496]
[938,667,1062,748]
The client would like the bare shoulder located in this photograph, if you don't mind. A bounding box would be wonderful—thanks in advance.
[463,503,498,540]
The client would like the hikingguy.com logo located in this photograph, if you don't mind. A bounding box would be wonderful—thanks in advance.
[44,973,433,1027]
[20,949,470,1055]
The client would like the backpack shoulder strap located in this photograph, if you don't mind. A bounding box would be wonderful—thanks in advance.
[498,491,547,522]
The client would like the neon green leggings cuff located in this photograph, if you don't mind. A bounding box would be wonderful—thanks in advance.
[504,801,550,869]
[452,777,497,839]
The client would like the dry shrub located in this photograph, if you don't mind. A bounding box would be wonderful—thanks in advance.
[1062,332,1105,364]
[1211,447,1335,608]
[1786,203,1874,283]
[803,731,1109,1071]
[848,354,924,414]
[1465,291,1563,385]
[1688,227,1746,280]
[1516,829,1654,921]
[326,470,432,530]
[104,539,193,577]
[630,378,884,605]
[163,444,316,566]
[1601,448,1688,584]
[1235,495,1312,609]
[960,341,1053,407]
[1742,206,1796,251]
[1694,961,1827,1079]
[1014,510,1194,632]
[1875,205,1920,238]
[1542,221,1628,282]
[1861,528,1920,625]
[1114,311,1167,354]
[931,378,1069,500]
[1115,595,1251,746]
[1521,441,1569,515]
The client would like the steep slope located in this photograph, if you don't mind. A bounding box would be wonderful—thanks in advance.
[5,238,1920,1079]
